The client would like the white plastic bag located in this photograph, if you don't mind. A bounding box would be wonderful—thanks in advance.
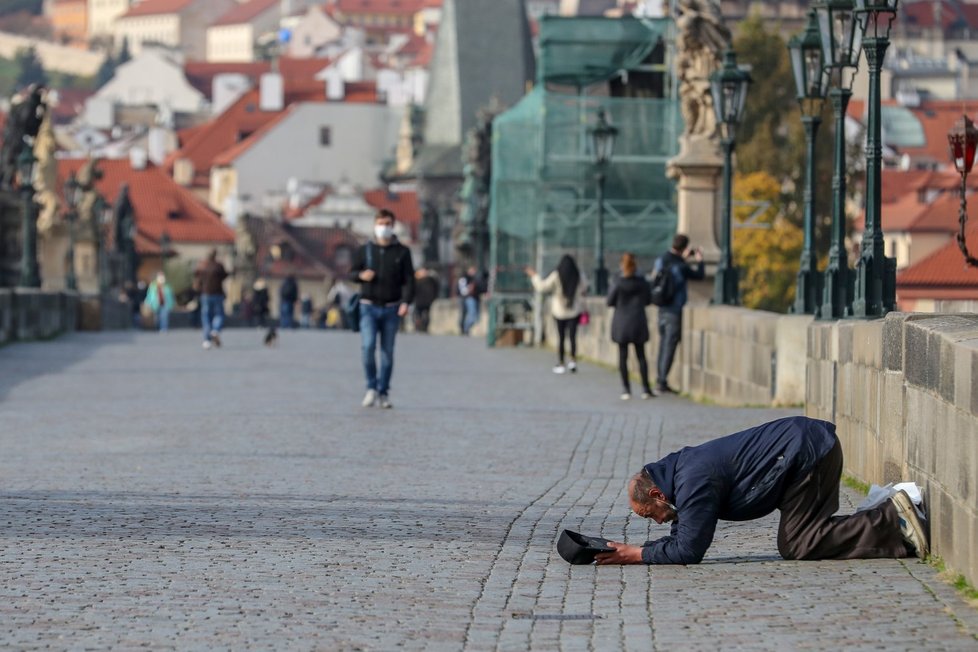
[855,481,925,518]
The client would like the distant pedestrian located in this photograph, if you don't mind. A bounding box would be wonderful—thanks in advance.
[607,252,653,400]
[326,279,356,330]
[350,209,415,409]
[526,254,587,374]
[413,268,439,333]
[457,266,482,335]
[194,249,228,349]
[651,234,705,394]
[122,281,142,328]
[279,274,298,329]
[251,278,270,327]
[300,294,313,328]
[143,271,175,332]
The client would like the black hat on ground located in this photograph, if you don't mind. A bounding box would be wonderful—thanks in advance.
[556,529,615,565]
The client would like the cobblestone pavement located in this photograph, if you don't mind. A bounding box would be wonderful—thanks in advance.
[1,331,976,651]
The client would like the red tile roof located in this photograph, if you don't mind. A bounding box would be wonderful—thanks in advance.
[334,0,427,15]
[57,158,234,245]
[857,170,978,233]
[211,106,294,166]
[898,102,978,166]
[897,221,978,295]
[165,82,326,186]
[212,0,279,27]
[183,57,333,100]
[902,0,978,31]
[120,0,197,19]
[363,188,421,238]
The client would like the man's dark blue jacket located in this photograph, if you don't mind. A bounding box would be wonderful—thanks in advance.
[641,416,838,565]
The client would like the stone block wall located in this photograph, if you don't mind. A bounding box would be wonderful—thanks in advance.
[0,289,79,343]
[807,313,978,587]
[681,306,811,407]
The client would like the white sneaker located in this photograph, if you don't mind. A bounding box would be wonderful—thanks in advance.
[361,389,378,408]
[378,395,392,409]
[202,340,212,350]
[568,360,577,373]
[620,392,631,401]
[552,365,566,374]
[641,392,653,400]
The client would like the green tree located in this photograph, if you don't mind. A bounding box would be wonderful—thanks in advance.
[732,12,838,278]
[14,46,47,89]
[732,171,804,312]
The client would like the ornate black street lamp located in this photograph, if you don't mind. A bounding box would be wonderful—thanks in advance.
[947,115,978,267]
[815,0,862,319]
[851,0,899,318]
[789,10,830,315]
[63,173,80,291]
[17,147,40,288]
[710,49,751,306]
[588,108,618,295]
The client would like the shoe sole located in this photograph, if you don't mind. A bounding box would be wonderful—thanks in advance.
[892,490,928,558]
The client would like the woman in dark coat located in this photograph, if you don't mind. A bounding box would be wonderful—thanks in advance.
[607,252,653,400]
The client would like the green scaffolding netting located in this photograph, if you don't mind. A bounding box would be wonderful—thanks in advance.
[490,19,683,297]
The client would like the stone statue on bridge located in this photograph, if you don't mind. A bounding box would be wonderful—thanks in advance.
[674,0,731,142]
[0,84,47,190]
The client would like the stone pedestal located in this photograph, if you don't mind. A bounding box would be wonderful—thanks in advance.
[667,137,723,274]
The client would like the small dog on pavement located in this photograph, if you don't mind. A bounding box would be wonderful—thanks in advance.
[263,325,278,347]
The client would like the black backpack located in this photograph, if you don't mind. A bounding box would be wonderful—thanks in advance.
[345,244,374,332]
[649,257,678,307]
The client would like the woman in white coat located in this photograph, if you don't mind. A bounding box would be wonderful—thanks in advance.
[525,255,588,374]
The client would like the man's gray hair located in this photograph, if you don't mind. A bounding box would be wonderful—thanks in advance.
[630,468,657,504]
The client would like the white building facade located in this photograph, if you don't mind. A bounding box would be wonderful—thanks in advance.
[113,0,235,61]
[87,0,131,39]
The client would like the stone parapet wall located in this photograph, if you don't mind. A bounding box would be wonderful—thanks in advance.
[807,313,978,587]
[681,306,811,407]
[0,289,79,344]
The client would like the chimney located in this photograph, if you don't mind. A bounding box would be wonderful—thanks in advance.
[130,147,148,170]
[173,158,195,186]
[260,72,285,111]
[324,67,345,100]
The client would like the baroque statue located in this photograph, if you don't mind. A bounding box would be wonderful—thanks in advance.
[0,84,47,189]
[32,101,58,235]
[673,0,731,141]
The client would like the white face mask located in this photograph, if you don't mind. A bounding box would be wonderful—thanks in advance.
[374,225,393,241]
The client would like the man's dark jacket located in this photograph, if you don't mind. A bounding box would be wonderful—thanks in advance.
[349,239,415,305]
[641,416,837,565]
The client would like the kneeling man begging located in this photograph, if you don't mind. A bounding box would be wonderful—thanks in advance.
[596,416,927,565]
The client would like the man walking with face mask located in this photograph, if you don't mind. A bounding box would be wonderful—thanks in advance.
[350,209,415,409]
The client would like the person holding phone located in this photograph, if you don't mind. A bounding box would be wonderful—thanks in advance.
[650,234,704,394]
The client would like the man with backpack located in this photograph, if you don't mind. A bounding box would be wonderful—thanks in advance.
[649,234,704,394]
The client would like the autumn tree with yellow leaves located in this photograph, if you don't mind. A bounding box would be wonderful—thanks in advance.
[732,171,804,312]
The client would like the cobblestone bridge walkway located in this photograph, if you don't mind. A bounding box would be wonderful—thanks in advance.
[1,331,976,650]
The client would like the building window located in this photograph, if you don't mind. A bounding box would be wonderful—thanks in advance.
[320,127,331,147]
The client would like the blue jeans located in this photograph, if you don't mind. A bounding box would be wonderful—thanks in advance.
[462,296,479,334]
[360,303,401,395]
[156,307,170,332]
[201,294,225,341]
[280,302,295,328]
[656,310,682,385]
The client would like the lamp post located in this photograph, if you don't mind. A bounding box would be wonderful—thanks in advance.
[589,108,618,295]
[947,115,978,267]
[709,49,751,306]
[94,194,110,294]
[815,0,862,319]
[789,10,830,315]
[851,0,899,318]
[17,147,40,288]
[63,173,80,291]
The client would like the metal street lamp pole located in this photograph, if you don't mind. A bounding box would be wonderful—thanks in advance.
[595,167,608,294]
[17,147,40,288]
[588,108,617,295]
[710,50,751,306]
[815,0,862,319]
[789,11,829,315]
[851,0,898,318]
[64,173,79,291]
